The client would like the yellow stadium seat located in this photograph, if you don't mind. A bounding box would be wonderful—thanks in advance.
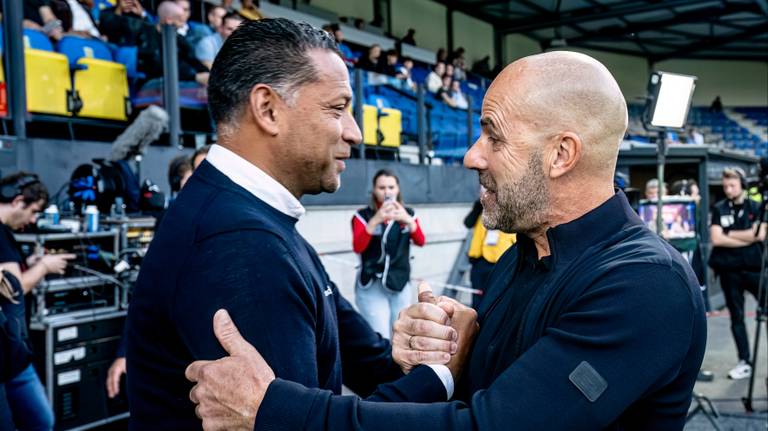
[25,49,72,116]
[363,104,402,147]
[74,58,129,121]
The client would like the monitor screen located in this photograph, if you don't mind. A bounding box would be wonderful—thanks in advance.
[638,198,697,239]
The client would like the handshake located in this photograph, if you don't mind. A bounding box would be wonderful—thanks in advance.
[392,282,479,379]
[185,283,480,431]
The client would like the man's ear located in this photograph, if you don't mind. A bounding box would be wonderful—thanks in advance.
[247,84,282,136]
[548,132,582,179]
[10,195,25,209]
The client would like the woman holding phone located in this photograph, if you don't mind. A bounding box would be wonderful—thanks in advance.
[351,169,425,339]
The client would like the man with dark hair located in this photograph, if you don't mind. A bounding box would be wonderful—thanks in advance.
[0,173,74,293]
[0,172,74,431]
[709,167,766,380]
[126,18,468,430]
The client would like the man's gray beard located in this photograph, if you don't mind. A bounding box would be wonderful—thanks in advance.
[481,150,550,234]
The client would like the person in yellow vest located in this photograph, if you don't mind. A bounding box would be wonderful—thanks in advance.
[464,194,516,308]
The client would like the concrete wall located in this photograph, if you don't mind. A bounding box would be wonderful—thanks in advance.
[310,0,374,22]
[453,11,494,65]
[503,33,541,64]
[297,203,472,303]
[390,0,446,53]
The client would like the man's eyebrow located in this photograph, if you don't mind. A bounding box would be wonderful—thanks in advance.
[480,117,498,133]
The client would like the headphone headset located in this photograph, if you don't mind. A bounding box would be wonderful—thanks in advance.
[0,174,41,203]
[726,167,747,190]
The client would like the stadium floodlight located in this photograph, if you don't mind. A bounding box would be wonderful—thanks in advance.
[643,71,697,130]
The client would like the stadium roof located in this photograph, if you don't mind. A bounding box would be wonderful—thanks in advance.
[435,0,768,61]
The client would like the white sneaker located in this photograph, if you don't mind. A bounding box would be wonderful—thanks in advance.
[727,361,752,380]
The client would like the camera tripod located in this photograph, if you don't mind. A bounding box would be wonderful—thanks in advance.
[742,194,768,413]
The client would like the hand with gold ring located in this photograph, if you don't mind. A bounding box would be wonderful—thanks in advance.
[391,282,460,374]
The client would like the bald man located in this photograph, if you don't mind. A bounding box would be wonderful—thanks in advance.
[186,51,706,430]
[137,1,209,85]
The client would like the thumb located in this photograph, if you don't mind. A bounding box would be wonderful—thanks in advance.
[417,281,436,304]
[212,309,256,357]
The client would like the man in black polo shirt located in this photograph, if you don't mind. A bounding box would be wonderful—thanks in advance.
[709,167,765,380]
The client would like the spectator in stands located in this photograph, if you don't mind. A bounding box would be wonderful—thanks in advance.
[352,169,425,339]
[22,0,64,41]
[710,95,723,113]
[645,178,660,200]
[437,75,457,108]
[451,79,468,110]
[207,4,226,33]
[400,28,416,46]
[396,57,416,91]
[99,0,153,46]
[64,0,102,39]
[357,44,381,72]
[471,55,491,78]
[175,0,211,47]
[426,62,445,94]
[196,11,244,69]
[436,47,447,64]
[137,1,210,86]
[686,126,705,145]
[445,63,455,81]
[380,49,400,76]
[238,0,264,21]
[353,17,365,30]
[329,23,355,65]
[0,172,77,431]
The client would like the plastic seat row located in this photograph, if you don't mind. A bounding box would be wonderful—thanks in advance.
[0,27,129,121]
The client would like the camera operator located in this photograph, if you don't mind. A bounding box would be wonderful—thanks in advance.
[709,167,766,380]
[0,172,76,430]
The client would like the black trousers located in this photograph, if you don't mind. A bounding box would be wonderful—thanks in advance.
[718,269,761,361]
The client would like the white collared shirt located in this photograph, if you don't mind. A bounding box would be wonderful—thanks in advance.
[205,144,306,219]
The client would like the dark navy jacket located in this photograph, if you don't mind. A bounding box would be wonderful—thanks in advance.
[125,161,446,430]
[254,191,707,431]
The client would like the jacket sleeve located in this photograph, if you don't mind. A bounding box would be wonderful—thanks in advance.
[254,263,705,431]
[174,229,322,389]
[334,288,446,403]
[352,213,372,254]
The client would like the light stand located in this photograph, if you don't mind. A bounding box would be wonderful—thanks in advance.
[642,71,718,425]
[742,184,768,413]
[642,71,697,241]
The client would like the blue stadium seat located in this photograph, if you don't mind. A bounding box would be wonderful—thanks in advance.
[23,29,53,51]
[114,46,145,80]
[57,36,113,67]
